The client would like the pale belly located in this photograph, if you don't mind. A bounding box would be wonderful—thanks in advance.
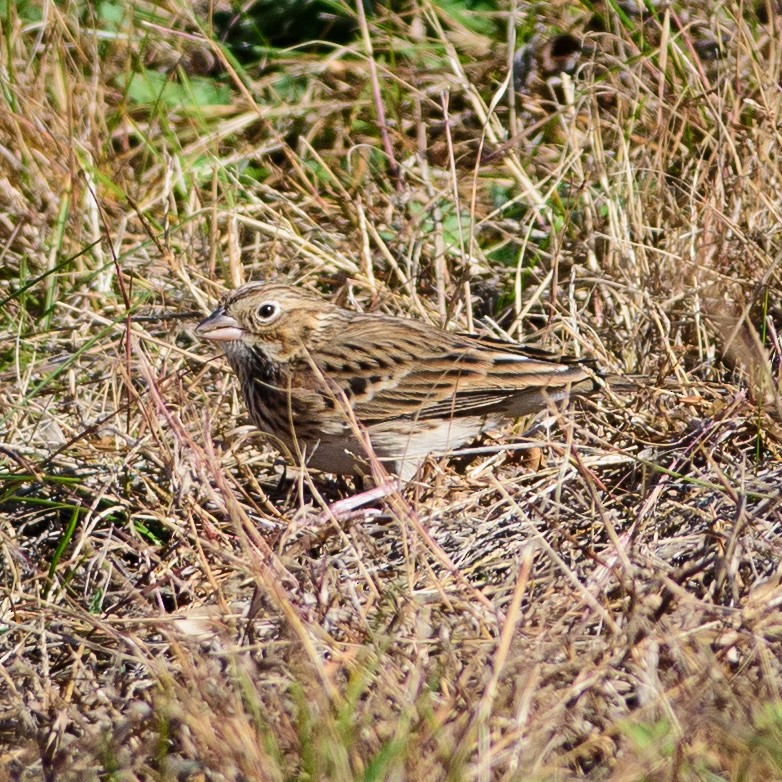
[293,413,500,482]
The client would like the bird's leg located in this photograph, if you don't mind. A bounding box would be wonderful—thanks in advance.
[318,479,398,522]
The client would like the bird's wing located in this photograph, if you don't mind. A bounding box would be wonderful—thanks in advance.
[311,316,596,425]
[455,331,598,366]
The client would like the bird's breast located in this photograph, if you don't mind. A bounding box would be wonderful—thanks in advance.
[224,344,347,446]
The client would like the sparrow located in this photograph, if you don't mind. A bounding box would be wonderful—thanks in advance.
[195,282,599,482]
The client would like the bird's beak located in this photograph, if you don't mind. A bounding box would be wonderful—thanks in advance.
[195,308,244,342]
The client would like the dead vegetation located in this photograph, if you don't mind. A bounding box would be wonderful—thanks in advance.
[1,0,781,779]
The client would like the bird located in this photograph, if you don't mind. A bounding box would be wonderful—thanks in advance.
[195,281,600,482]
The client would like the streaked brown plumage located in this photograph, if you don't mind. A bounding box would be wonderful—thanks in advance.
[196,282,599,481]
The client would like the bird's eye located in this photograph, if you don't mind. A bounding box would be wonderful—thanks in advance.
[256,302,279,321]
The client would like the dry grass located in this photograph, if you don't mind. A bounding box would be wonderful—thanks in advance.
[1,0,782,779]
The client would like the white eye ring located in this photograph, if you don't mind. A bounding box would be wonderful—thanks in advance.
[256,301,280,322]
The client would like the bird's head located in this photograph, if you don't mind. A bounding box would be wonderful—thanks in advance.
[196,282,340,364]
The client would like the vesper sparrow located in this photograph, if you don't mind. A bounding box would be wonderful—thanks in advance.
[196,282,598,481]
